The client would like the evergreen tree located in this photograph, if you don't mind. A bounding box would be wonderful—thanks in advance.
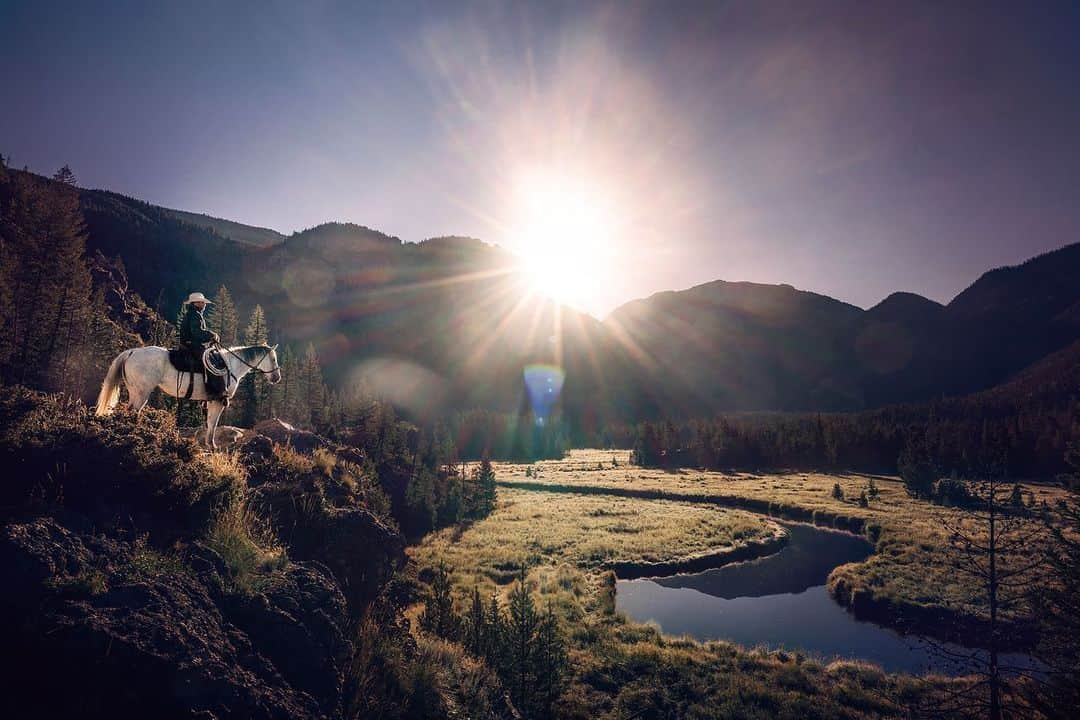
[206,285,239,346]
[0,172,92,392]
[419,562,459,640]
[532,603,567,717]
[238,305,270,426]
[52,165,76,186]
[299,342,325,428]
[899,433,937,499]
[269,343,296,420]
[486,592,506,668]
[464,586,487,658]
[507,565,539,712]
[477,453,497,516]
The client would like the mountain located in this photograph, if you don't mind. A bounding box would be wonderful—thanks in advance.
[605,281,865,414]
[603,243,1080,417]
[7,168,1078,431]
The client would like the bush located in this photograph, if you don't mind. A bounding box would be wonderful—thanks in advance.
[204,493,286,593]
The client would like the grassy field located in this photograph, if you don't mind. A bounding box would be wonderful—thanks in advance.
[496,449,1064,633]
[411,487,781,621]
[410,450,1066,717]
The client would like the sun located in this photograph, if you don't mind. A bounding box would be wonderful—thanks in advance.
[508,171,616,312]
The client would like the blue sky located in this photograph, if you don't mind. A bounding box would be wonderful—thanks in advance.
[4,0,1079,317]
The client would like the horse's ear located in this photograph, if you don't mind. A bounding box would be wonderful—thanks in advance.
[271,344,279,351]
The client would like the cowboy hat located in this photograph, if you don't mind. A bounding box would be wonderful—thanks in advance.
[184,292,214,305]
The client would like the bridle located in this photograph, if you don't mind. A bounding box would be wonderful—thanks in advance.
[217,344,279,375]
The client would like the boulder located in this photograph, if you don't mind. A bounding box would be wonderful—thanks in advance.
[249,419,326,454]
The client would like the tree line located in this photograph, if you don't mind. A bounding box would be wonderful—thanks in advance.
[0,162,105,397]
[627,397,1077,479]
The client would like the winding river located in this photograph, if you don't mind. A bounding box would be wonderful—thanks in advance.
[616,522,1039,675]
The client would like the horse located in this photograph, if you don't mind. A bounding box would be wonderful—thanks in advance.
[95,344,282,449]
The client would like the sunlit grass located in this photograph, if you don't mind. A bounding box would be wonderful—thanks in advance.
[499,449,1065,620]
[411,487,777,611]
[410,450,1060,716]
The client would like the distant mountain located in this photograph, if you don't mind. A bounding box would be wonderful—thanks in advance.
[11,168,1078,430]
[165,208,285,248]
[605,281,865,414]
[604,242,1080,417]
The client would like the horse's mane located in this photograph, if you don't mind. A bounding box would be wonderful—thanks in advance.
[229,345,272,364]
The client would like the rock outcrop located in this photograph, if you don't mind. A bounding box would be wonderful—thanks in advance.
[0,518,343,719]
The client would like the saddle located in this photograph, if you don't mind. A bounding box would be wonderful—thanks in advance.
[168,348,203,373]
[169,347,229,401]
[168,347,228,373]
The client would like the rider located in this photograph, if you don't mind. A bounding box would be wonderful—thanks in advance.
[179,292,227,403]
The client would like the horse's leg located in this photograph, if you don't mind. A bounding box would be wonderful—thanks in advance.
[206,400,225,450]
[129,385,150,413]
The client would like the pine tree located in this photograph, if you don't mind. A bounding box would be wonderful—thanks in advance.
[477,453,497,516]
[464,586,487,658]
[507,565,539,712]
[271,344,298,421]
[486,592,506,668]
[299,342,325,428]
[52,165,77,186]
[419,562,459,640]
[238,305,270,426]
[206,285,239,346]
[532,603,567,717]
[0,173,92,392]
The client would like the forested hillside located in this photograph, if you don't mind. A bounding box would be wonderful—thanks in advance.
[4,162,1078,454]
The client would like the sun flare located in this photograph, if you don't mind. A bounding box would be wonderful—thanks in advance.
[509,171,616,312]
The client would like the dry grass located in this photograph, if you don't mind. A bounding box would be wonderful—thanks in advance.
[410,486,777,611]
[498,449,1065,619]
[192,449,248,487]
[205,492,287,593]
[410,450,1058,717]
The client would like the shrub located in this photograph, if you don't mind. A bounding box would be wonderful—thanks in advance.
[204,493,286,593]
[831,483,844,501]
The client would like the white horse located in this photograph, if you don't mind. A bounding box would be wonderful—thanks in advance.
[95,344,282,449]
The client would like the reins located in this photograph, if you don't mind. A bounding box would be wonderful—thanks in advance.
[217,344,277,375]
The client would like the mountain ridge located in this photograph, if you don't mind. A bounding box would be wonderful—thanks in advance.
[10,167,1078,429]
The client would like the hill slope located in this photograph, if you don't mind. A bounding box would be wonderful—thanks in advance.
[8,168,1078,429]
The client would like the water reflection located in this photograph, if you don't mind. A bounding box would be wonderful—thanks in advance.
[616,522,1042,676]
[654,523,872,599]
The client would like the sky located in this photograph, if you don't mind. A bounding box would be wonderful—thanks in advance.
[3,0,1080,318]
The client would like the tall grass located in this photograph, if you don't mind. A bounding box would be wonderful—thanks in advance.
[205,492,286,593]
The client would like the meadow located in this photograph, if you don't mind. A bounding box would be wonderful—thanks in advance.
[494,450,1064,636]
[407,451,1066,717]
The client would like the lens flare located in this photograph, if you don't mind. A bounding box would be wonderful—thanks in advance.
[523,363,565,424]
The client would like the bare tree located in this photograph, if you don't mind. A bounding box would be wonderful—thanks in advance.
[910,467,1047,719]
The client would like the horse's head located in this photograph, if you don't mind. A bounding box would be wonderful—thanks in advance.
[263,344,282,384]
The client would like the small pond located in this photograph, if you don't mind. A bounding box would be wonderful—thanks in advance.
[616,522,1039,675]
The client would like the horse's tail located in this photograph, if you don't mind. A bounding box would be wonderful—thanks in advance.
[95,350,130,416]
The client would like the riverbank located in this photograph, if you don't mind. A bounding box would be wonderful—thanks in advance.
[411,477,1000,717]
[498,450,1061,651]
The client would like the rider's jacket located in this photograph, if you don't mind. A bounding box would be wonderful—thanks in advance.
[179,307,216,355]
